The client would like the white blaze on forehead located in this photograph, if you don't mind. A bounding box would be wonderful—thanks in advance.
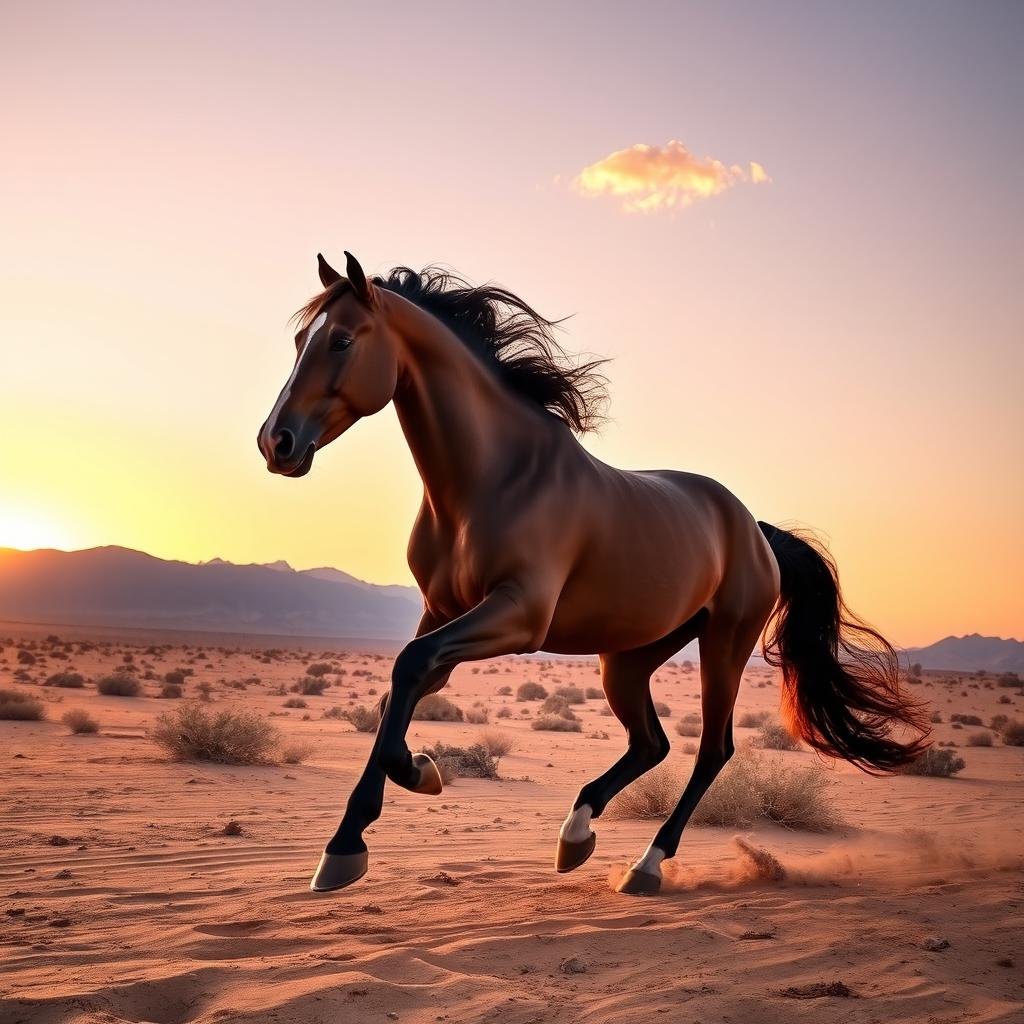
[305,311,328,348]
[266,310,330,432]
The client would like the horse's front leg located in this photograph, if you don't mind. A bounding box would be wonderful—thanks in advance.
[310,584,551,893]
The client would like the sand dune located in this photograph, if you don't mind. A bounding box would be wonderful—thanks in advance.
[1,625,1022,1023]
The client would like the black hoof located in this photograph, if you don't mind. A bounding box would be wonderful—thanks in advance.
[615,867,662,896]
[310,850,369,893]
[555,832,596,873]
[410,752,443,795]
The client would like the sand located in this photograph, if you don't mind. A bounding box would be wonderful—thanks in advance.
[1,623,1022,1023]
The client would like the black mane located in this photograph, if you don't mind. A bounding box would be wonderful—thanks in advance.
[298,266,608,433]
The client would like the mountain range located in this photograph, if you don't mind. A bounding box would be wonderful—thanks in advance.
[0,546,1019,670]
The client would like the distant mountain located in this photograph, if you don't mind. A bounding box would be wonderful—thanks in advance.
[0,546,422,640]
[904,634,1024,674]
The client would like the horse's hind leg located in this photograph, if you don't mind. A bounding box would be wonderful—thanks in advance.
[556,614,705,873]
[616,608,768,896]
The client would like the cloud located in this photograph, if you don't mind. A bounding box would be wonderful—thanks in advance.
[572,140,770,213]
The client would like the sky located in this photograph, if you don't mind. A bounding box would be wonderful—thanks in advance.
[1,1,1021,647]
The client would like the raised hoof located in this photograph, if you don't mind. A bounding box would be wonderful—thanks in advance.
[309,850,369,893]
[411,752,443,795]
[615,867,662,896]
[555,832,596,873]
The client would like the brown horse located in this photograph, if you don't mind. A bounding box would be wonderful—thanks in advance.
[258,253,929,896]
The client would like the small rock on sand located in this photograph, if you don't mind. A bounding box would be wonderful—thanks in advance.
[923,936,950,951]
[559,956,587,974]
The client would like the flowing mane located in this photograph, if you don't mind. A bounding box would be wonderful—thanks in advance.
[296,266,608,433]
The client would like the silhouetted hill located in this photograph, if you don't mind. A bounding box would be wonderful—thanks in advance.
[904,633,1024,674]
[0,546,422,640]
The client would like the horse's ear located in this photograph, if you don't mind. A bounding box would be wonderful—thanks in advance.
[317,252,342,288]
[344,251,377,308]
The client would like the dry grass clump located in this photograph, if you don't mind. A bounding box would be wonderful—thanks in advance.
[164,669,188,686]
[675,715,701,738]
[280,741,315,764]
[951,713,983,726]
[283,697,307,708]
[585,686,604,700]
[292,676,329,696]
[0,689,46,721]
[343,705,380,732]
[965,731,993,747]
[653,701,672,718]
[152,703,281,765]
[465,705,489,725]
[46,671,85,689]
[532,714,582,732]
[97,674,142,697]
[305,662,333,677]
[422,741,500,782]
[896,748,966,777]
[496,685,513,696]
[553,685,585,704]
[62,709,100,734]
[476,728,515,759]
[160,683,183,698]
[1000,720,1024,746]
[754,721,800,751]
[606,749,842,832]
[516,681,548,701]
[737,709,771,729]
[413,694,463,722]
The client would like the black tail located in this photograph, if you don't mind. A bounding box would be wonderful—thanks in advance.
[758,522,930,774]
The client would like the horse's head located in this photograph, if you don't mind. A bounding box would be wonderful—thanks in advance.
[258,252,399,477]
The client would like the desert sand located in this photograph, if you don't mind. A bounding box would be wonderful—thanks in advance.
[1,622,1022,1024]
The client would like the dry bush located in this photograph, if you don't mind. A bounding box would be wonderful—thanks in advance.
[738,709,771,729]
[423,741,499,781]
[476,727,515,759]
[516,681,548,701]
[46,671,85,689]
[754,721,800,751]
[97,675,142,697]
[160,683,183,699]
[929,710,943,723]
[496,706,512,719]
[343,705,380,732]
[966,731,993,747]
[951,713,983,726]
[496,685,512,696]
[465,706,489,725]
[585,686,603,699]
[897,748,966,777]
[152,704,280,765]
[532,714,582,732]
[62,709,99,734]
[292,677,329,696]
[1001,720,1024,746]
[413,694,463,722]
[283,697,307,709]
[305,662,333,678]
[164,669,187,686]
[606,750,842,832]
[281,741,315,764]
[0,689,45,721]
[675,719,701,737]
[654,701,672,718]
[553,685,585,704]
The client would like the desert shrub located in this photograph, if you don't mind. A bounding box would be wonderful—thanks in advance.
[540,694,574,716]
[164,669,187,686]
[754,721,800,751]
[606,750,842,832]
[17,650,36,665]
[516,681,548,702]
[153,704,280,764]
[675,719,701,737]
[344,705,380,732]
[0,689,45,721]
[897,748,966,777]
[160,683,183,698]
[654,701,672,718]
[413,694,463,722]
[496,685,512,696]
[1001,720,1024,747]
[292,677,329,696]
[554,685,585,704]
[966,731,993,747]
[532,714,581,732]
[585,686,604,700]
[62,709,99,734]
[306,662,333,677]
[476,728,515,759]
[423,741,499,781]
[46,671,85,689]
[283,697,307,709]
[465,706,489,725]
[280,741,315,764]
[929,710,943,723]
[96,674,142,697]
[738,709,771,729]
[998,673,1020,688]
[951,713,983,726]
[496,706,512,719]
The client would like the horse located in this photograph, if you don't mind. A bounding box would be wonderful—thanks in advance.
[258,252,929,896]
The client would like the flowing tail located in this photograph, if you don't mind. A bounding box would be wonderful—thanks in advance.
[757,522,930,774]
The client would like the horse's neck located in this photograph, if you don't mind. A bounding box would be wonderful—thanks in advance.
[387,294,540,518]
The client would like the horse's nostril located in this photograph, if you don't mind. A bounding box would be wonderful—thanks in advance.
[274,429,296,461]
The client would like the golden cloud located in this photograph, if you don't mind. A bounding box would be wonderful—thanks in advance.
[573,141,770,213]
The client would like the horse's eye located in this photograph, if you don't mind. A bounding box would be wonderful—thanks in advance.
[329,335,353,352]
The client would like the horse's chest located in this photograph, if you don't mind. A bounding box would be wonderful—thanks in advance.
[408,521,483,620]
